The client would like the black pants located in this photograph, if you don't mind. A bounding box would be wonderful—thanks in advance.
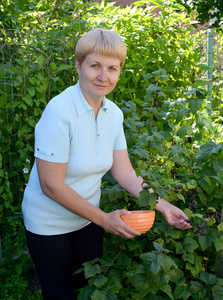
[25,223,104,300]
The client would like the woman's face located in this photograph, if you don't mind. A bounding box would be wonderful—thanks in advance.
[76,53,121,105]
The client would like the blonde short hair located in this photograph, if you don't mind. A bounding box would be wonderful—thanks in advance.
[75,28,127,68]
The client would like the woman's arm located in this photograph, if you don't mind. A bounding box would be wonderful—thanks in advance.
[110,149,191,230]
[36,158,140,238]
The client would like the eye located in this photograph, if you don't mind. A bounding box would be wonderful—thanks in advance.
[91,64,99,68]
[109,66,117,71]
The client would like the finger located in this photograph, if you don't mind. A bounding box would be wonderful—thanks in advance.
[180,212,191,222]
[123,225,141,237]
[170,220,191,230]
[176,224,189,230]
[121,223,141,238]
[121,232,136,239]
[177,222,192,230]
[122,229,140,239]
[180,219,192,229]
[118,209,131,216]
[115,225,137,239]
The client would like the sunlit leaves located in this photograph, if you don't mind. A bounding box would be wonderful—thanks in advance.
[1,0,223,299]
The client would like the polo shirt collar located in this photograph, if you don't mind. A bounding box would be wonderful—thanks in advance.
[74,81,108,116]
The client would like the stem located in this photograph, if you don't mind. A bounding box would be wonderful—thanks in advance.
[103,249,122,275]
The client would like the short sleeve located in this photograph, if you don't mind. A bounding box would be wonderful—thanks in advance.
[34,99,70,163]
[113,112,127,150]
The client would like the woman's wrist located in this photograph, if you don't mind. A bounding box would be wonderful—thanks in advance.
[155,198,172,214]
[147,188,171,213]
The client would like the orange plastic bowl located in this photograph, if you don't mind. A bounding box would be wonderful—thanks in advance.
[121,210,155,233]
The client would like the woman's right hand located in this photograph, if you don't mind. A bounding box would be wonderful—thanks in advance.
[100,209,141,239]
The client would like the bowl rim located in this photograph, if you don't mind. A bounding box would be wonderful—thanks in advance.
[121,210,155,216]
[129,210,154,214]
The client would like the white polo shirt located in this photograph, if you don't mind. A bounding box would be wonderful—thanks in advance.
[22,81,127,235]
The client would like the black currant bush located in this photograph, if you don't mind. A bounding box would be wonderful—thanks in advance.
[1,1,223,299]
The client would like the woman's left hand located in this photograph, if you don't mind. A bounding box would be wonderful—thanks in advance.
[156,198,192,230]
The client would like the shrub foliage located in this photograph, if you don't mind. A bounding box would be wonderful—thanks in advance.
[0,0,223,299]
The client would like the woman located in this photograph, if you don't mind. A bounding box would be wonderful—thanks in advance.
[22,28,191,300]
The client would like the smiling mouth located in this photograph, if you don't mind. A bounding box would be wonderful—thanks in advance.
[94,84,108,88]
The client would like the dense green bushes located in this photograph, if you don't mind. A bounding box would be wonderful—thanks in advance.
[0,0,223,299]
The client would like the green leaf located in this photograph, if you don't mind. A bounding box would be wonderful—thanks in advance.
[116,253,132,270]
[199,141,223,160]
[150,141,164,156]
[177,192,185,201]
[161,284,174,300]
[168,268,185,283]
[22,95,33,106]
[0,95,6,108]
[158,74,168,82]
[173,284,191,299]
[196,116,212,129]
[214,234,223,252]
[199,271,217,285]
[50,62,57,70]
[192,79,210,88]
[108,275,123,293]
[198,63,213,71]
[175,242,185,254]
[125,101,136,112]
[182,253,195,264]
[176,108,190,123]
[140,252,160,274]
[76,285,94,300]
[189,280,203,293]
[212,285,223,300]
[27,87,36,97]
[153,242,173,253]
[153,270,169,288]
[183,237,199,253]
[177,125,193,138]
[151,68,167,76]
[137,189,157,208]
[57,64,73,72]
[146,84,162,95]
[185,88,197,96]
[218,223,223,232]
[158,254,177,272]
[125,117,137,131]
[186,258,205,277]
[198,177,215,195]
[144,72,152,80]
[108,185,123,201]
[213,157,223,173]
[27,118,36,128]
[36,55,44,66]
[106,290,117,300]
[200,165,217,177]
[91,274,107,288]
[187,98,203,114]
[132,271,150,291]
[83,262,101,279]
[91,289,106,300]
[198,230,217,251]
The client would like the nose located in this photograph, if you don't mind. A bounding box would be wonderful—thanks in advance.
[97,68,107,82]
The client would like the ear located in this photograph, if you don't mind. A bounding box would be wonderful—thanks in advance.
[75,59,81,75]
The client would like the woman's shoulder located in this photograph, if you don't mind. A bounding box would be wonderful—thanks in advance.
[45,85,77,114]
[104,98,123,114]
